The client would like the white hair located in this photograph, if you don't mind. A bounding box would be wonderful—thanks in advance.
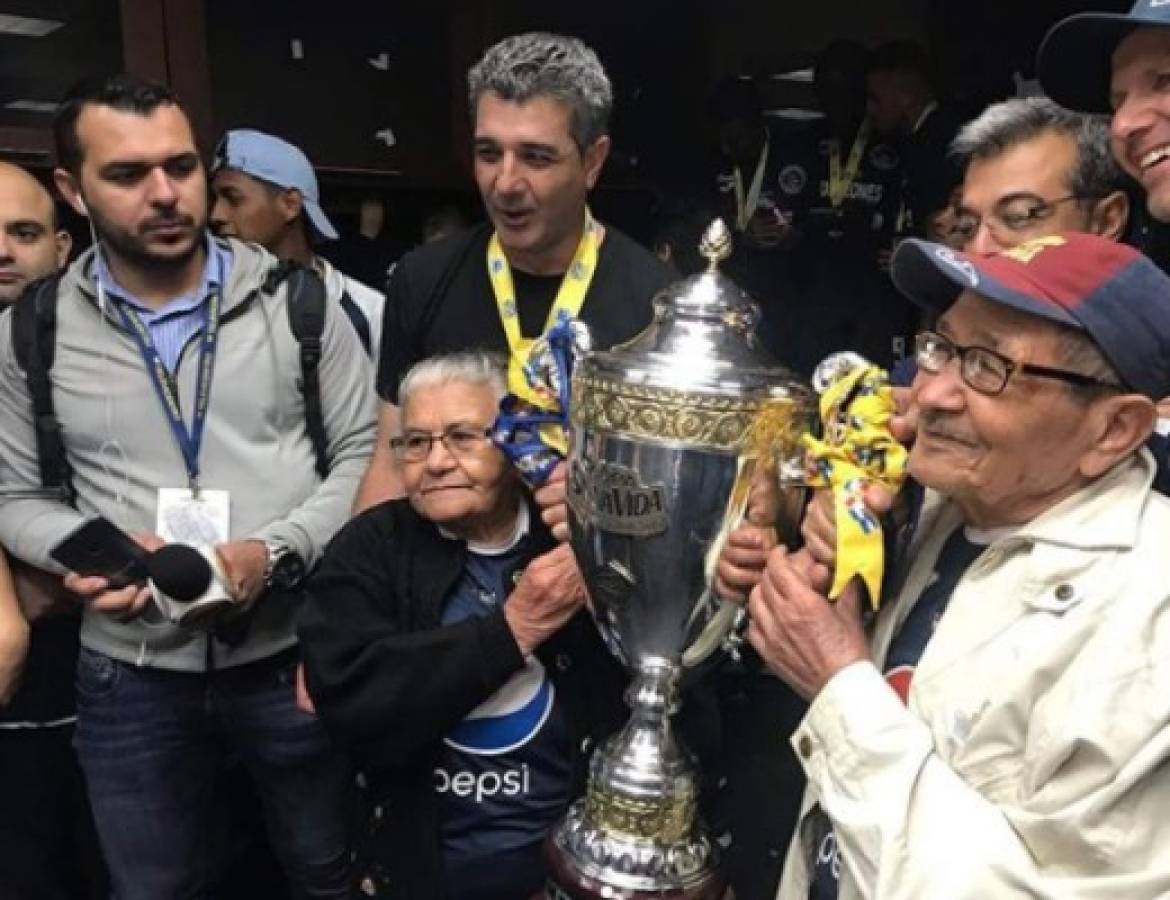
[398,350,508,414]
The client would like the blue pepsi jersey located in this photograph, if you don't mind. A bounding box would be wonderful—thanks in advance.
[435,548,572,893]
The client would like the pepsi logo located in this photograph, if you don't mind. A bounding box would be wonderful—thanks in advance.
[444,656,554,755]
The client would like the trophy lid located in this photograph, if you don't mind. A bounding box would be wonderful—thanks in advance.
[578,218,808,402]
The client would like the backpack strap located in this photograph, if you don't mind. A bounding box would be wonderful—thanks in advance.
[11,274,73,504]
[265,262,330,480]
[338,289,372,356]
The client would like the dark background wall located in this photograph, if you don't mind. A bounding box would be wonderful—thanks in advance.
[0,0,1137,244]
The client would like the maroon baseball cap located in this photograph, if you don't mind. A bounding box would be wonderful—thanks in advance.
[891,233,1170,399]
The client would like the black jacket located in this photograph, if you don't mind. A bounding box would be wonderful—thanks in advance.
[298,497,628,899]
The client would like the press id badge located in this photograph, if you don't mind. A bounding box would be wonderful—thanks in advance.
[156,488,231,546]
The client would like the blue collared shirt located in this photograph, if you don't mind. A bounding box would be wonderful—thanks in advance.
[94,238,233,372]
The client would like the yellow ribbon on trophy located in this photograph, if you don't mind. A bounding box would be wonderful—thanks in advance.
[487,211,600,457]
[801,353,907,607]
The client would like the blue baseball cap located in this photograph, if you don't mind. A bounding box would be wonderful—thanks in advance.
[1038,0,1170,114]
[891,233,1170,400]
[211,129,338,241]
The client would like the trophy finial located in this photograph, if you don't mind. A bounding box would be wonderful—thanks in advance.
[699,218,733,271]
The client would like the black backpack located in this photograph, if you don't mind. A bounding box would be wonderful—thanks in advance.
[10,261,333,506]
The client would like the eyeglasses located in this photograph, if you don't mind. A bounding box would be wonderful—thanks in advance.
[949,194,1089,245]
[389,424,494,462]
[915,331,1122,396]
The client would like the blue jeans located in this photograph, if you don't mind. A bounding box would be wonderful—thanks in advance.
[74,647,352,900]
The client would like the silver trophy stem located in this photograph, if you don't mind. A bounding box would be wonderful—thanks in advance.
[547,660,723,897]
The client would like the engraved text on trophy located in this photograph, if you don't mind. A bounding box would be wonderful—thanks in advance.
[567,460,669,537]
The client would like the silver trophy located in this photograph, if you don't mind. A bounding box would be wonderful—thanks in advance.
[547,220,815,899]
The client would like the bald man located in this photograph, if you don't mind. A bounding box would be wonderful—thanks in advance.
[0,161,100,898]
[0,162,70,305]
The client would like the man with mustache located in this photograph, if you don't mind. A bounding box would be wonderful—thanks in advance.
[755,233,1170,898]
[354,32,671,511]
[0,73,375,898]
[945,98,1130,255]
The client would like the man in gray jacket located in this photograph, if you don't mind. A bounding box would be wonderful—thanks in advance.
[0,73,375,898]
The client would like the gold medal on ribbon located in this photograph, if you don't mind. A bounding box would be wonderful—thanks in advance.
[827,120,870,211]
[487,211,600,404]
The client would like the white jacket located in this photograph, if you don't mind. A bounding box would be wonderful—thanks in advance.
[778,450,1170,900]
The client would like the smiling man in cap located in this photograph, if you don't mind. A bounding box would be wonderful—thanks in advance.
[1039,1,1170,223]
[752,232,1170,898]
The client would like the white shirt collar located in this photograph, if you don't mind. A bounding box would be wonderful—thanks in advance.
[438,500,530,556]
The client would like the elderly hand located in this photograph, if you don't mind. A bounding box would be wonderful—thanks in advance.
[214,539,268,606]
[714,523,777,604]
[801,483,896,578]
[504,543,587,655]
[62,531,163,618]
[534,461,570,542]
[746,546,868,701]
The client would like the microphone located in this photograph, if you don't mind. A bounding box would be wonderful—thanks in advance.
[147,544,235,629]
[145,544,213,602]
[50,516,233,627]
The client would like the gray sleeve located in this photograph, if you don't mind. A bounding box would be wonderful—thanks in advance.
[0,310,85,571]
[253,288,376,568]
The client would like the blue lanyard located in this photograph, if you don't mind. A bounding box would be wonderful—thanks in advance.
[116,289,221,494]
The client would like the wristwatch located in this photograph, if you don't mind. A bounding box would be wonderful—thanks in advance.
[263,540,305,591]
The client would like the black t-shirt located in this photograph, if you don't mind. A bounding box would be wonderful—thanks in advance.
[377,222,672,403]
[769,119,904,254]
[710,121,917,377]
[711,128,799,354]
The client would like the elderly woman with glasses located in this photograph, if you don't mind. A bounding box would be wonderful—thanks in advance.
[298,349,626,900]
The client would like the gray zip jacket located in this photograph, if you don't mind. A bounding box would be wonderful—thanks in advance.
[0,238,376,671]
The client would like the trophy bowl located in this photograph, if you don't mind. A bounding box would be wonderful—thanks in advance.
[546,220,815,899]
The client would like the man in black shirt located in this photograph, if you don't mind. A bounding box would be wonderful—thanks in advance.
[772,41,916,377]
[355,32,671,510]
[865,41,964,245]
[708,77,800,364]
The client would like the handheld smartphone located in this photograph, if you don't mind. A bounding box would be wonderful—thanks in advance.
[50,517,149,589]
